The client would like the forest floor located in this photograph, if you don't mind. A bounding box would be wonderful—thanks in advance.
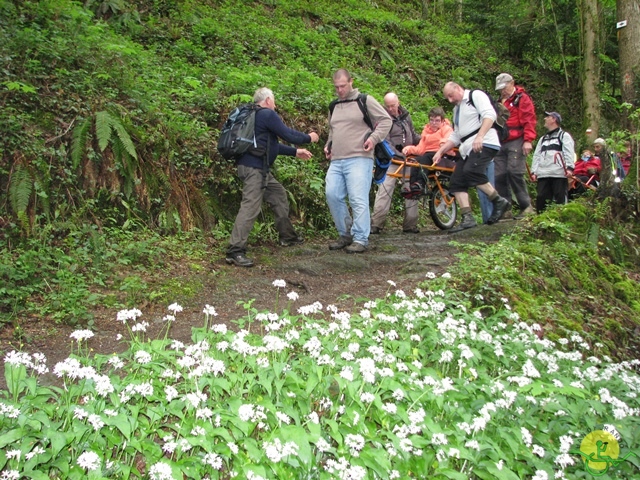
[0,219,517,387]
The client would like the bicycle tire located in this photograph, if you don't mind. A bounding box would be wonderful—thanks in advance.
[428,187,457,230]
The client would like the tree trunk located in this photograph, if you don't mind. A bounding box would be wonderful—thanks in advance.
[581,0,601,143]
[617,0,639,194]
[617,0,640,110]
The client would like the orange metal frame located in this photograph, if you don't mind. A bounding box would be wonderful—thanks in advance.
[387,156,456,205]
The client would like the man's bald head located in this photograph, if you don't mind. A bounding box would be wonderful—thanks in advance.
[443,82,464,105]
[384,92,400,117]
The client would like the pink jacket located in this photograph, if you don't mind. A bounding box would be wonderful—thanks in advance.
[404,119,453,156]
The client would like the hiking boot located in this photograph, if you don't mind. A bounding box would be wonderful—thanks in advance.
[345,242,367,254]
[501,209,514,221]
[448,213,477,233]
[401,184,423,199]
[225,253,254,267]
[403,227,420,234]
[487,196,510,225]
[328,236,353,250]
[370,226,382,234]
[410,182,424,193]
[515,205,535,219]
[280,236,304,247]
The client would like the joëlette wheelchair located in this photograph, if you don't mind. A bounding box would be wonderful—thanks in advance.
[386,152,459,230]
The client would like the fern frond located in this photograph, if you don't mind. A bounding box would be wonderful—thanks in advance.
[9,165,34,215]
[111,135,125,166]
[95,111,113,152]
[71,117,91,169]
[110,118,137,160]
[112,136,138,177]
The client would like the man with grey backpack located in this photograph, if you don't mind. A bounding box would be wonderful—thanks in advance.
[224,87,318,268]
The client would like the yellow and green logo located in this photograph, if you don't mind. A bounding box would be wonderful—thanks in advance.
[572,427,637,476]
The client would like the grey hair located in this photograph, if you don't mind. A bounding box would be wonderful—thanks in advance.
[254,87,274,103]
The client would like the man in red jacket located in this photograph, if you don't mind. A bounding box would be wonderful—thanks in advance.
[494,73,537,218]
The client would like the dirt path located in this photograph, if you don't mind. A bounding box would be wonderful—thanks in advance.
[1,221,514,387]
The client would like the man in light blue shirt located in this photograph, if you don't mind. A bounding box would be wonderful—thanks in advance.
[433,82,510,232]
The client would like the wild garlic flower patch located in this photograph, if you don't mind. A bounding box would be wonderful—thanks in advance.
[1,288,640,479]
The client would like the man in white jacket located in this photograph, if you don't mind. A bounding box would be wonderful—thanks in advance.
[433,82,510,232]
[530,111,575,212]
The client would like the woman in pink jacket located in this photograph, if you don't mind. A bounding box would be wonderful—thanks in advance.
[402,107,455,196]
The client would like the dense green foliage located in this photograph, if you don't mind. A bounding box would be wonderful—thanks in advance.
[449,198,640,359]
[2,0,625,235]
[2,281,640,479]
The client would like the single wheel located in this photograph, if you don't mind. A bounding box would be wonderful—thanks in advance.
[428,187,457,229]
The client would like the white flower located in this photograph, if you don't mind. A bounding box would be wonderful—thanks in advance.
[316,437,331,452]
[554,453,574,468]
[276,412,291,424]
[131,321,149,332]
[24,446,45,460]
[523,359,541,378]
[439,350,454,363]
[360,392,375,404]
[263,439,299,463]
[5,450,20,460]
[345,434,365,456]
[387,280,397,286]
[441,272,451,279]
[425,272,436,279]
[272,279,286,288]
[203,453,223,470]
[465,440,480,451]
[149,461,175,480]
[135,350,152,364]
[116,308,142,323]
[287,291,299,301]
[381,403,397,414]
[168,303,183,313]
[532,471,549,480]
[558,435,574,453]
[432,433,448,446]
[203,305,218,316]
[77,451,101,471]
[533,445,545,457]
[70,330,94,342]
[521,427,533,447]
[339,366,354,381]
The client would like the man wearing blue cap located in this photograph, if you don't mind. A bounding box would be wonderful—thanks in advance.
[530,111,575,212]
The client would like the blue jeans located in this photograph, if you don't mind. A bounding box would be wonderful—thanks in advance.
[478,161,495,224]
[325,157,373,246]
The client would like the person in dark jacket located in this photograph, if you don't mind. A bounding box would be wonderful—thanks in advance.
[370,93,421,234]
[226,87,318,267]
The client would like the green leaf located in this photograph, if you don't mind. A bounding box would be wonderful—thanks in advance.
[71,118,91,169]
[95,111,113,152]
[111,118,137,159]
[49,431,74,457]
[8,165,33,216]
[438,468,470,479]
[0,428,25,448]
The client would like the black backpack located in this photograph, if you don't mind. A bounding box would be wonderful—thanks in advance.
[217,104,265,160]
[466,89,511,143]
